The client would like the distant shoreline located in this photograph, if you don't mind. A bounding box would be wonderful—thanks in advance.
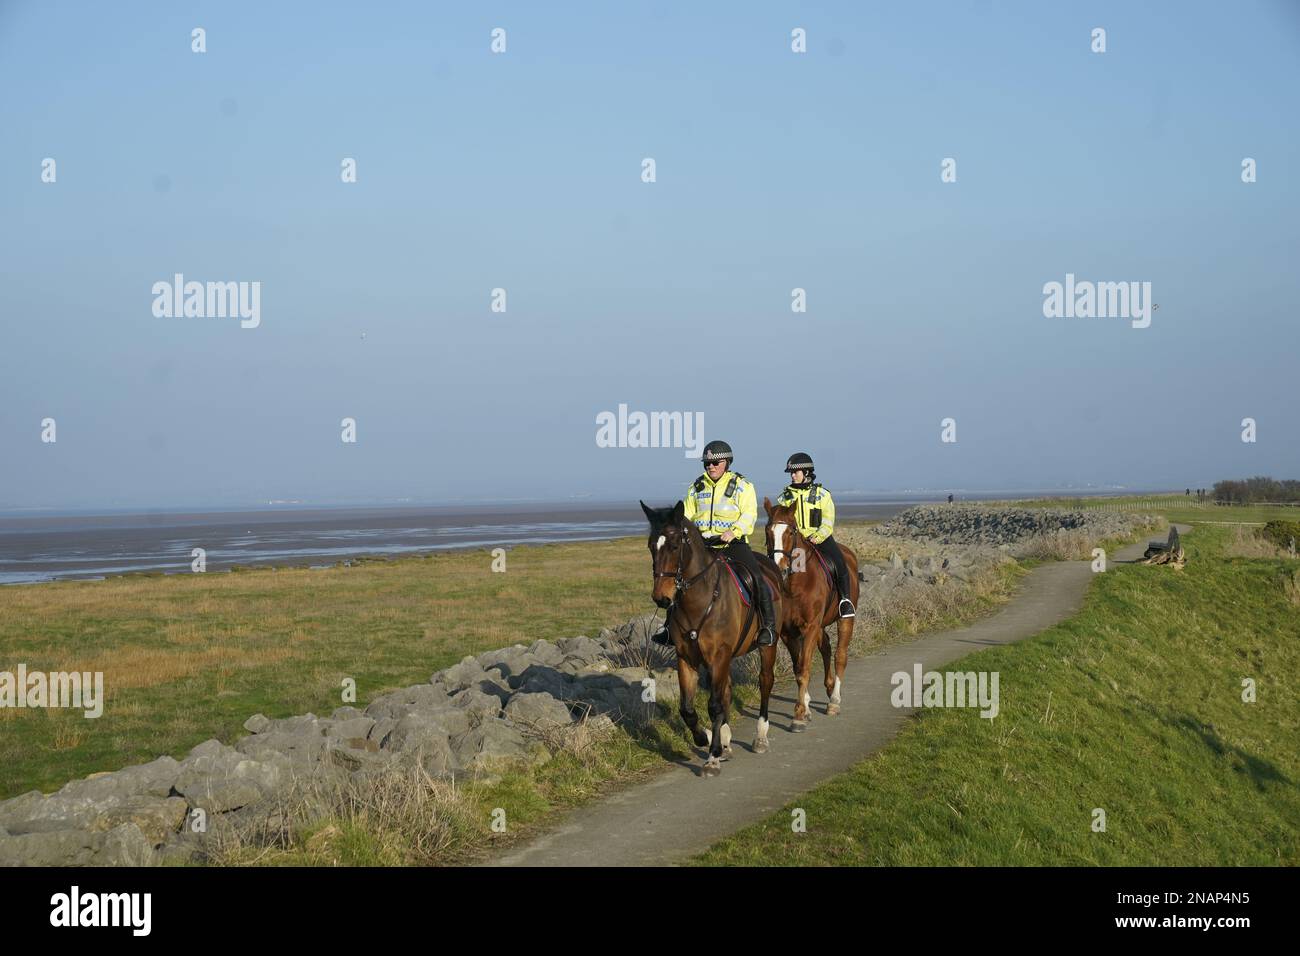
[0,490,1179,586]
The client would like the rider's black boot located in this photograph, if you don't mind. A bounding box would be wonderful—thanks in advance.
[651,610,673,646]
[834,565,856,619]
[756,581,777,646]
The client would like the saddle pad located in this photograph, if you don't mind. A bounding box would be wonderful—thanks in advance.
[721,559,753,606]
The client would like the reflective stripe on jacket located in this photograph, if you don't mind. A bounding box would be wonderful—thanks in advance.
[683,470,757,543]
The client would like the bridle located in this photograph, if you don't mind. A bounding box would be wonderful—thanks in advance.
[768,514,801,581]
[653,521,722,641]
[768,512,836,619]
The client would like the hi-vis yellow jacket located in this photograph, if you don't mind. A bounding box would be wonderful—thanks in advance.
[775,483,836,545]
[683,470,757,543]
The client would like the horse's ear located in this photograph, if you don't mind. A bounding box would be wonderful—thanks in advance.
[672,500,685,521]
[763,496,773,516]
[639,500,657,524]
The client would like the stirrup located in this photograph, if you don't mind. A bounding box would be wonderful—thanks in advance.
[757,624,776,647]
[838,598,856,619]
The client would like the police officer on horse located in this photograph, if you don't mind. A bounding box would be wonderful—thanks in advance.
[775,452,856,619]
[651,440,777,647]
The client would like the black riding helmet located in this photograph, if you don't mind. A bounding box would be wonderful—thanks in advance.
[701,440,734,465]
[785,452,816,485]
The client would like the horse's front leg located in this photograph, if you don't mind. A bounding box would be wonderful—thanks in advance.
[753,641,777,754]
[819,627,837,715]
[702,659,731,777]
[676,655,710,750]
[792,622,818,730]
[829,616,853,716]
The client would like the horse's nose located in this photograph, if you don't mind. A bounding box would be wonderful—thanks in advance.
[653,595,672,609]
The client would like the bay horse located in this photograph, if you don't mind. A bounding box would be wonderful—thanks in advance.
[763,497,859,728]
[640,500,794,775]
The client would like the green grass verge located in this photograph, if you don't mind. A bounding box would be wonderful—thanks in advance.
[692,524,1300,865]
[0,520,803,801]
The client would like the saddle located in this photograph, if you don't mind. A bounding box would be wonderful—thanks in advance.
[718,555,769,606]
[810,544,836,589]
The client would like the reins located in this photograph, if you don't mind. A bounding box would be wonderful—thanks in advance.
[655,522,723,641]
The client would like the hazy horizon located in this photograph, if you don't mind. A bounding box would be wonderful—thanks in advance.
[0,484,1208,519]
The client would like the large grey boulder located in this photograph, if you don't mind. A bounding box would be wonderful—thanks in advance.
[526,639,566,668]
[438,656,487,692]
[557,636,605,666]
[382,711,469,751]
[504,692,574,728]
[0,791,43,833]
[262,714,323,736]
[450,686,503,724]
[0,756,182,835]
[515,664,577,699]
[236,730,328,769]
[477,644,538,682]
[571,669,645,718]
[325,716,377,743]
[0,794,94,834]
[93,796,188,846]
[373,711,466,777]
[451,719,534,770]
[61,757,179,803]
[243,713,272,734]
[174,740,287,813]
[0,823,155,867]
[470,674,514,704]
[365,683,456,721]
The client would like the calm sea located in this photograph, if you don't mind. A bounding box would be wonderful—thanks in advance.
[0,491,1139,585]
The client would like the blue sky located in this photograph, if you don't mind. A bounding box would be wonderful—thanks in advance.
[2,1,1298,509]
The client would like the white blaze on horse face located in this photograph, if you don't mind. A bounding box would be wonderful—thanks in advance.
[772,524,787,564]
[655,535,666,551]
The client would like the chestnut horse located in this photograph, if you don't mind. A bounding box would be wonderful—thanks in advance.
[640,500,794,775]
[763,497,859,728]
